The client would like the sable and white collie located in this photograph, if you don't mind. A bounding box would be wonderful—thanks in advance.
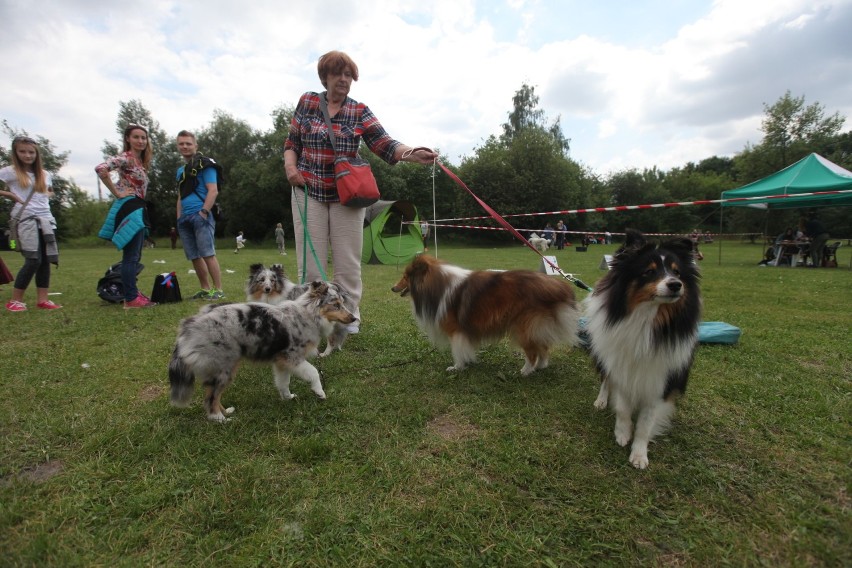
[169,281,356,422]
[585,229,702,469]
[245,263,355,357]
[391,255,580,376]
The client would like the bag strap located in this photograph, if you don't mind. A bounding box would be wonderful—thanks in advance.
[185,155,218,208]
[13,186,37,222]
[318,93,339,156]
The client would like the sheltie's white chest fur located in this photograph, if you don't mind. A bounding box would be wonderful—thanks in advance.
[585,292,697,405]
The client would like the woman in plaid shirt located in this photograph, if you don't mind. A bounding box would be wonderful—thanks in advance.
[284,50,436,334]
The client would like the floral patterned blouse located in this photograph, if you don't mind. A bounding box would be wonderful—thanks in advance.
[94,151,148,199]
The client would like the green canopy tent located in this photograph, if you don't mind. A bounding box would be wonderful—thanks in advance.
[361,200,423,265]
[718,153,852,264]
[720,153,852,209]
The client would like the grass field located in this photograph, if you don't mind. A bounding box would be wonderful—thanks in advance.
[1,238,850,566]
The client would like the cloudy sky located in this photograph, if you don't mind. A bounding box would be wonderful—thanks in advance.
[1,0,850,198]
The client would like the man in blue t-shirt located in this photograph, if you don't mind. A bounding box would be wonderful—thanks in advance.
[176,130,224,299]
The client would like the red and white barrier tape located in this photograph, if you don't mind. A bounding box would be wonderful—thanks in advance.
[427,189,852,224]
[414,223,759,238]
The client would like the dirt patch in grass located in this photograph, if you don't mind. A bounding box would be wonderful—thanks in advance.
[426,413,480,441]
[2,460,64,487]
[139,384,166,402]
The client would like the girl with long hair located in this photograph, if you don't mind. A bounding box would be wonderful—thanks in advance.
[0,135,62,311]
[96,124,156,308]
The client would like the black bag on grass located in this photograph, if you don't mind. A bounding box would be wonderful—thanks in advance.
[151,272,182,303]
[96,262,145,303]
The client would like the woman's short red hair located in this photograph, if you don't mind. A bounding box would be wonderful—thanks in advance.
[317,51,359,87]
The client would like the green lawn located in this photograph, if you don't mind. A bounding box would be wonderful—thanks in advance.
[1,238,850,566]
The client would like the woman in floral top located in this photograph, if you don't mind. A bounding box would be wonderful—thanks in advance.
[95,124,156,308]
[284,50,436,333]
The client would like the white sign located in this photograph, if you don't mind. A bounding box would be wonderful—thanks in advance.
[540,255,560,275]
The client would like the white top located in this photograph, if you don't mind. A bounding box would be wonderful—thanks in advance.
[0,166,55,220]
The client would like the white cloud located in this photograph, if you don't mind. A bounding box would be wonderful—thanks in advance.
[0,0,849,197]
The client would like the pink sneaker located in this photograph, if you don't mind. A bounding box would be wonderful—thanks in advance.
[37,300,63,310]
[124,294,157,309]
[5,300,27,312]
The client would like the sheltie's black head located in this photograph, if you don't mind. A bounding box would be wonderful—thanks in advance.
[597,229,701,328]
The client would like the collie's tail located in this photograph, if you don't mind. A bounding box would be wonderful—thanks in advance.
[169,346,195,407]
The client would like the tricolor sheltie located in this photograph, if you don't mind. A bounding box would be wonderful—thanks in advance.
[169,281,356,422]
[585,229,702,469]
[245,263,355,357]
[391,255,580,376]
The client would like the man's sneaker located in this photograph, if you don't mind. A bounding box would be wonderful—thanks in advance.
[5,300,27,312]
[125,294,157,309]
[36,300,63,310]
[190,289,210,300]
[208,289,226,300]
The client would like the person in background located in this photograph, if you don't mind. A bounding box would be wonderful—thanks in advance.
[803,211,830,268]
[169,226,178,249]
[234,231,246,254]
[176,130,225,300]
[275,223,287,255]
[96,124,155,308]
[555,220,566,250]
[772,227,799,266]
[689,229,704,261]
[542,223,555,247]
[284,50,437,333]
[0,136,62,311]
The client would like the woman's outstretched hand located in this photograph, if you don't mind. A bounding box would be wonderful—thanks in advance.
[402,147,438,165]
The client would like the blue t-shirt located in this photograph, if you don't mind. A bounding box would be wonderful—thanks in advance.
[177,165,218,215]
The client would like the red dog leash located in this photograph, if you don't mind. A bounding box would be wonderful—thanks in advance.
[431,158,593,292]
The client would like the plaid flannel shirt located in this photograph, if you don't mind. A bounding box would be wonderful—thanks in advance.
[285,91,402,202]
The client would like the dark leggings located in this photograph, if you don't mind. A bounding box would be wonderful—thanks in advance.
[14,232,51,290]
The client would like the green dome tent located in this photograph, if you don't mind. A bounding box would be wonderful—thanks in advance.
[361,200,422,265]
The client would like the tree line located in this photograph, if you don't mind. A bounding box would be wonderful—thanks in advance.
[2,89,850,245]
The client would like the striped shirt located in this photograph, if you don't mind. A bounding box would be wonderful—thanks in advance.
[285,91,401,202]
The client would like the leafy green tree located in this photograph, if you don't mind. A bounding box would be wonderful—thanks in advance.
[735,91,845,182]
[821,129,852,170]
[61,187,110,239]
[605,168,689,234]
[663,159,736,232]
[446,84,594,242]
[501,83,570,154]
[195,110,263,238]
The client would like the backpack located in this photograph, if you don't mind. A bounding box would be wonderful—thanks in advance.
[96,262,145,303]
[151,272,182,303]
[178,154,225,220]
